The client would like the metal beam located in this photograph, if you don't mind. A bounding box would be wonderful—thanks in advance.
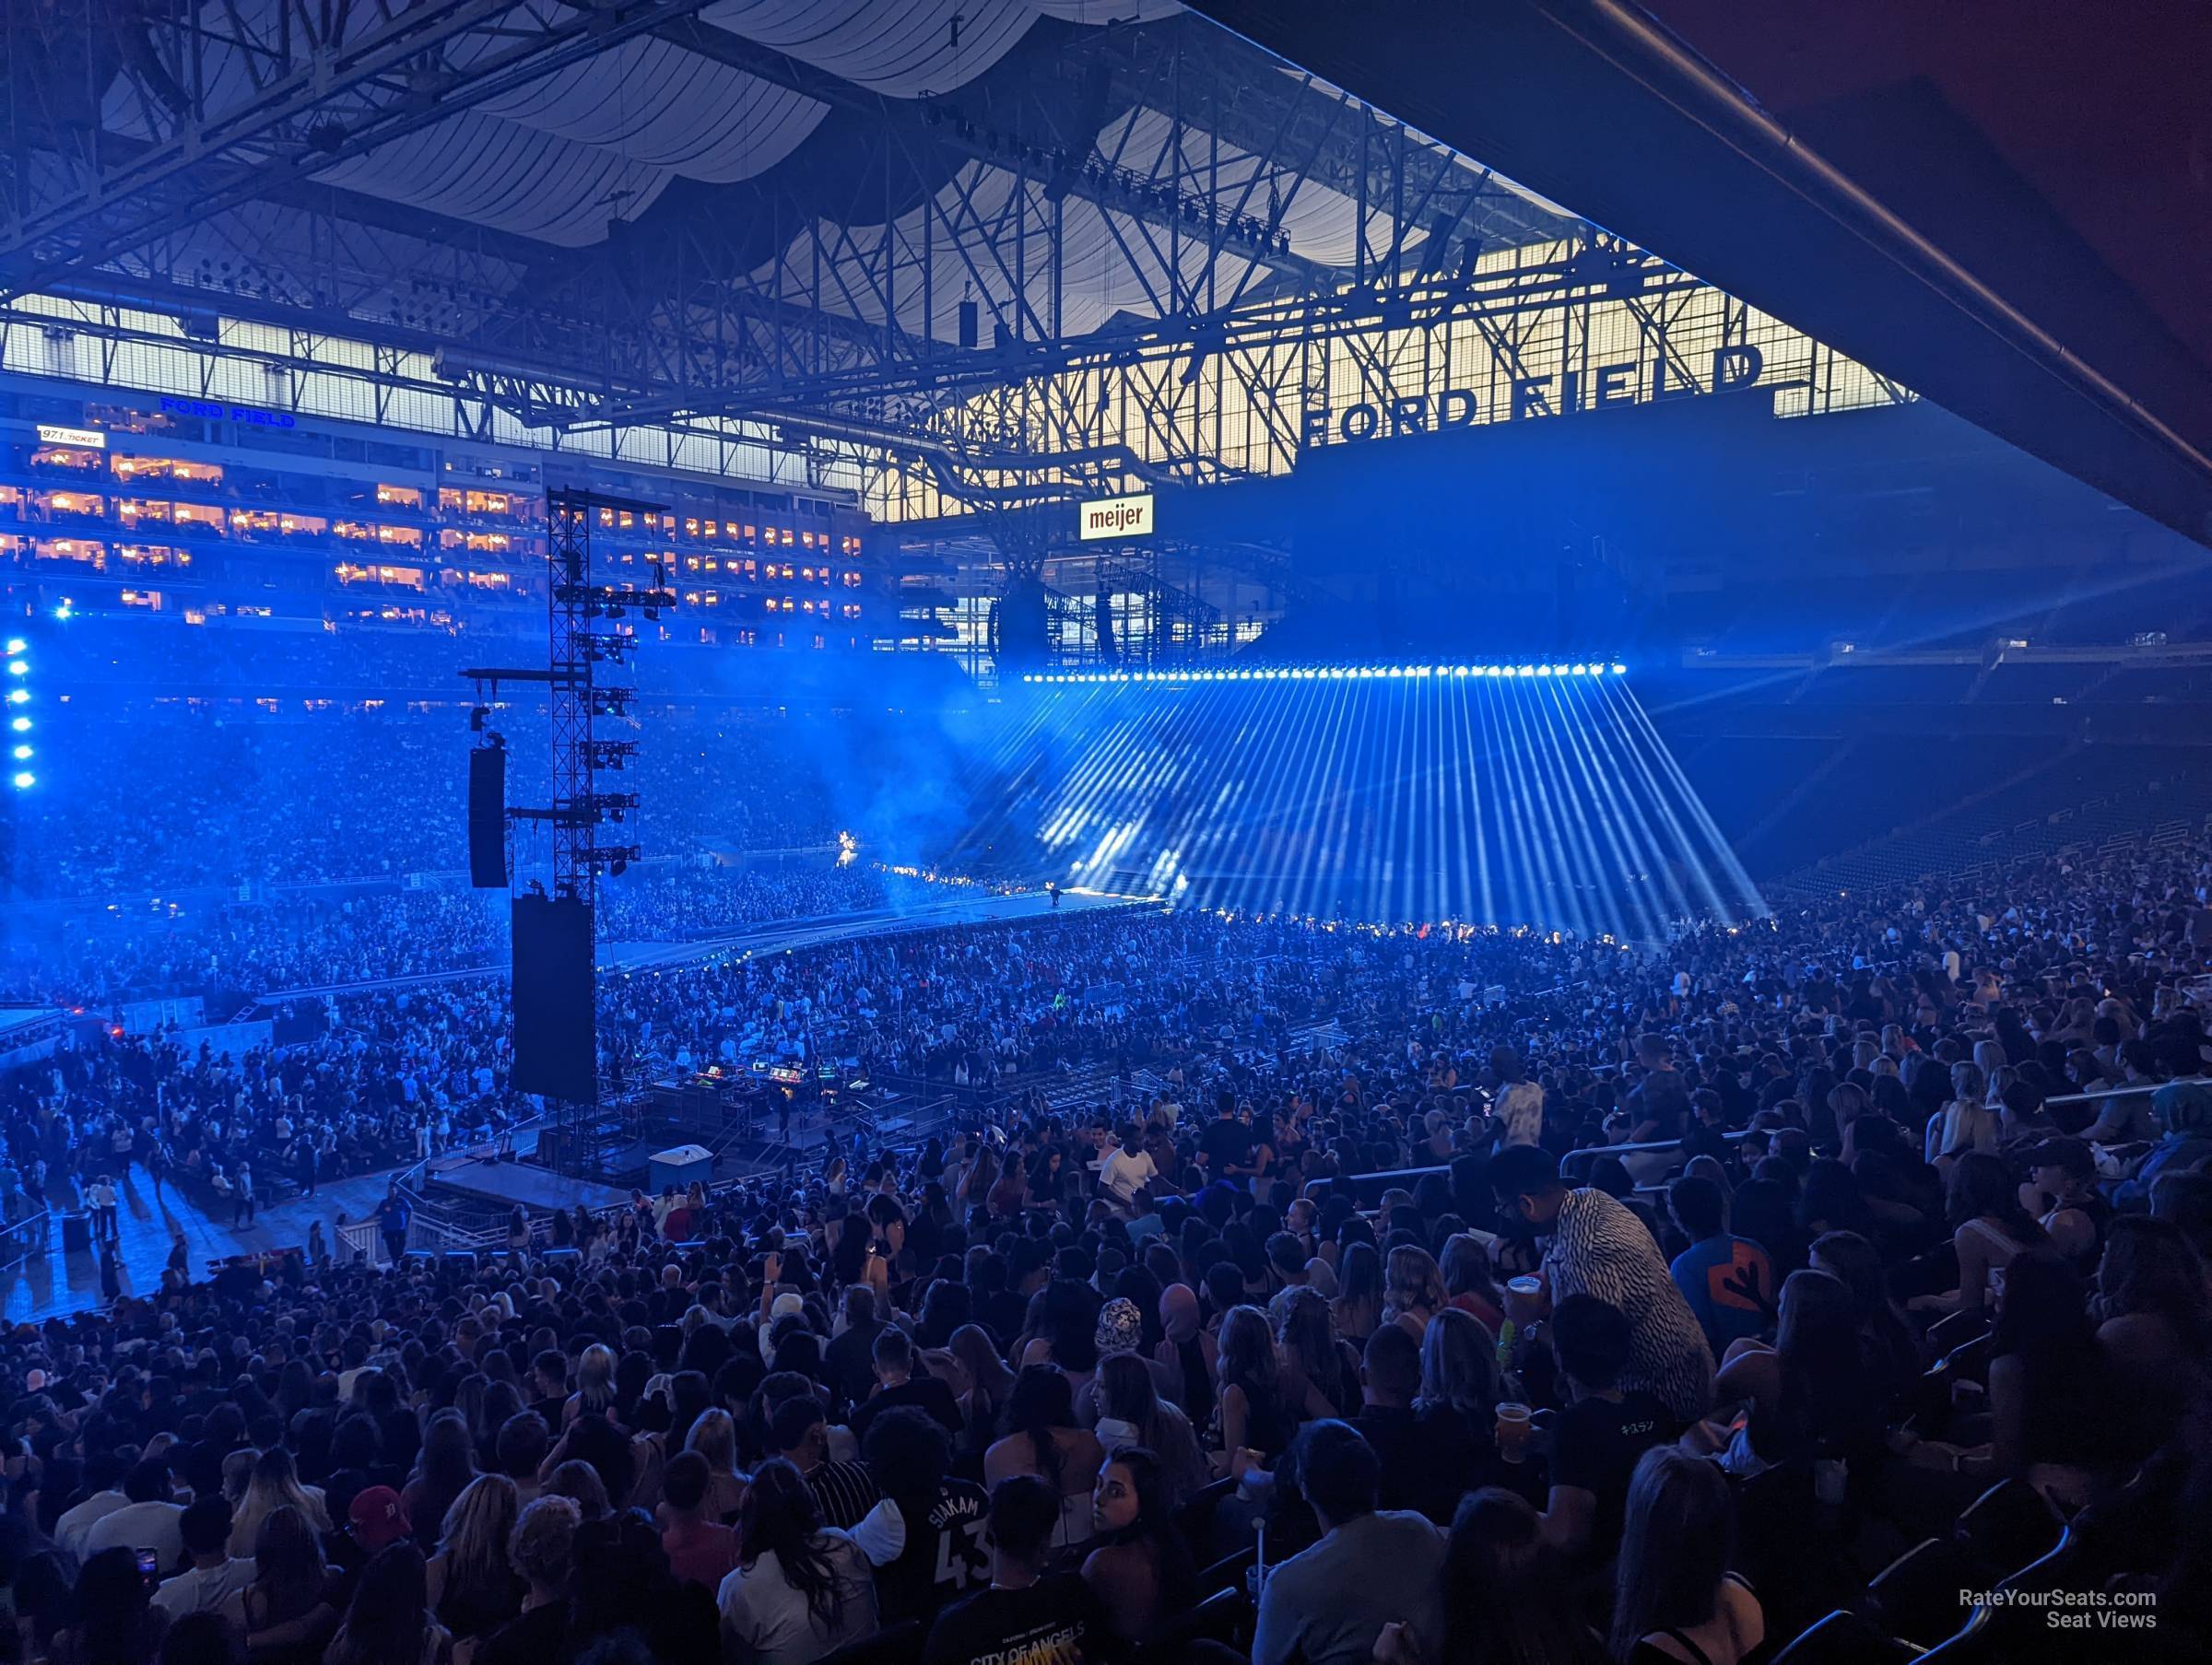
[0,0,718,299]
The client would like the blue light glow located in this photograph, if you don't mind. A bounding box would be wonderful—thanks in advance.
[10,771,31,790]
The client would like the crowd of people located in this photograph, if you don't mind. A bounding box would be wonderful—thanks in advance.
[1,866,937,1011]
[10,706,863,900]
[0,810,2199,1664]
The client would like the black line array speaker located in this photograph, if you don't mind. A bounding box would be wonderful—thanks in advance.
[468,746,507,888]
[511,893,596,1105]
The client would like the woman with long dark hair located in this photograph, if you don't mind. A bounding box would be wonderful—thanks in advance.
[1690,1270,1879,1474]
[935,1323,1009,1460]
[1912,1151,2044,1319]
[1610,1448,1763,1664]
[717,1458,877,1665]
[324,1542,450,1665]
[1206,1305,1294,1470]
[401,1412,477,1553]
[2095,1216,2212,1458]
[1807,1229,1921,1412]
[54,1548,160,1665]
[1331,1241,1384,1344]
[983,1366,1104,1550]
[1091,1354,1209,1507]
[219,1504,337,1664]
[1081,1448,1199,1645]
[1903,1249,2130,1511]
[1377,1488,1606,1665]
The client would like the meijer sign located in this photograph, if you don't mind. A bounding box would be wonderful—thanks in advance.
[1078,493,1155,541]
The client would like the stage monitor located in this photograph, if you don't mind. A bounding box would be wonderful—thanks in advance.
[511,893,595,1104]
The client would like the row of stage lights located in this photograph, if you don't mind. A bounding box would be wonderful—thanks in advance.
[6,636,30,790]
[1021,662,1631,686]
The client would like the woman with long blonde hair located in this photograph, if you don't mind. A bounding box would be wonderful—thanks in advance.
[1382,1245,1447,1343]
[565,1343,618,1425]
[425,1474,522,1643]
[228,1444,330,1557]
[1926,1061,2000,1166]
[683,1407,750,1524]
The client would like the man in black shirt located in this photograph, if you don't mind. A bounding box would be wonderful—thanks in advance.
[863,1409,989,1627]
[1349,1324,1438,1519]
[924,1476,1122,1665]
[822,1286,885,1420]
[528,1349,569,1429]
[475,1495,579,1665]
[1541,1295,1679,1567]
[1197,1094,1254,1185]
[849,1327,963,1445]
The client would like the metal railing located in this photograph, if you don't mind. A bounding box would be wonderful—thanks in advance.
[2043,1075,2206,1120]
[0,1209,52,1272]
[1304,1129,1747,1210]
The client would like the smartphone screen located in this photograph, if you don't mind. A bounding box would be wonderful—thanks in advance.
[135,1546,159,1581]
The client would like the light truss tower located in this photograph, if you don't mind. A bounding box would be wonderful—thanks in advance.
[532,487,672,913]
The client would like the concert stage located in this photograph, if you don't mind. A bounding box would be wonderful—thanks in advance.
[418,1149,634,1215]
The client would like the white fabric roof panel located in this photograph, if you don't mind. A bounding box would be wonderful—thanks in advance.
[314,112,677,248]
[698,0,1043,99]
[91,0,1562,339]
[459,36,829,184]
[749,160,1258,345]
[695,0,1180,98]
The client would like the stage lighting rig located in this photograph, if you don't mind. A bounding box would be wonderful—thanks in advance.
[6,633,30,790]
[1020,661,1631,685]
[463,488,670,910]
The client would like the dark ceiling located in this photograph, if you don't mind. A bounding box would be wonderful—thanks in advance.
[1186,0,2212,549]
[1643,0,2212,378]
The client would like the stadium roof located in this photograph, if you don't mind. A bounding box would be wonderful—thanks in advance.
[6,1,1573,390]
[1187,0,2212,548]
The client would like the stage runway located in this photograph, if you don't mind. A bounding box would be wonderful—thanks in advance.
[418,1150,636,1215]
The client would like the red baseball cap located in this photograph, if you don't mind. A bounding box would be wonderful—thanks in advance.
[347,1485,411,1550]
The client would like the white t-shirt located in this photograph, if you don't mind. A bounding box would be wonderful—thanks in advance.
[55,1489,129,1557]
[1099,1147,1158,1207]
[84,1500,185,1574]
[715,1533,878,1665]
[152,1557,256,1620]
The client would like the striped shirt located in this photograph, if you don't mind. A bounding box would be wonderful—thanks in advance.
[1546,1188,1715,1422]
[806,1458,882,1531]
